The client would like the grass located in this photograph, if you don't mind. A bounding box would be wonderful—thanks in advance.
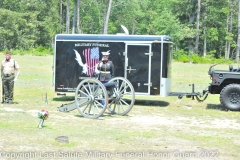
[0,55,240,159]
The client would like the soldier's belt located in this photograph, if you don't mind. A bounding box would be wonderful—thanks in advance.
[100,71,110,73]
[4,74,14,77]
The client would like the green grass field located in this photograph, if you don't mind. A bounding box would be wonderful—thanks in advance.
[0,55,239,160]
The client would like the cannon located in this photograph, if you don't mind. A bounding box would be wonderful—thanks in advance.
[58,77,135,119]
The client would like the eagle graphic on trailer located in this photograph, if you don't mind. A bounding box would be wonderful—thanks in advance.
[73,49,88,74]
[73,47,100,77]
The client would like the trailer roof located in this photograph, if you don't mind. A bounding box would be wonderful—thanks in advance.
[55,34,171,42]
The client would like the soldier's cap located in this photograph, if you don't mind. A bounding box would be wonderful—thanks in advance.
[101,51,110,56]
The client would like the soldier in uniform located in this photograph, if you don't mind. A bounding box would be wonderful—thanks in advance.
[1,51,20,104]
[95,51,114,83]
[95,51,114,105]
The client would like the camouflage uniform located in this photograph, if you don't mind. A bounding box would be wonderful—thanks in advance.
[1,58,20,103]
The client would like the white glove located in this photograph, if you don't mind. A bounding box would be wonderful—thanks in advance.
[13,78,18,82]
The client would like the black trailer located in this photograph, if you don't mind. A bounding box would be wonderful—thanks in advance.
[54,34,173,97]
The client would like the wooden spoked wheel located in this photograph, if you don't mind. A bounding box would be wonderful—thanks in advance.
[107,77,135,115]
[75,78,108,119]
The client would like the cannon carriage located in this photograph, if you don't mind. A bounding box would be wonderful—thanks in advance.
[58,77,135,119]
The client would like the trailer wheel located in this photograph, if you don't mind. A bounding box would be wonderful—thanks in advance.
[75,78,108,119]
[107,77,135,115]
[220,84,240,111]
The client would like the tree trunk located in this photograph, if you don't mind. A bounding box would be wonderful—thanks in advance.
[188,0,196,55]
[203,27,207,57]
[103,0,112,34]
[66,0,70,34]
[195,0,201,55]
[228,10,233,59]
[60,0,63,33]
[189,38,194,60]
[132,22,135,35]
[225,11,229,60]
[202,0,209,57]
[72,0,77,34]
[76,0,81,34]
[236,0,240,62]
[226,0,233,60]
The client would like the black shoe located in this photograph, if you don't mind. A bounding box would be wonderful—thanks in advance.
[8,101,13,104]
[3,101,8,104]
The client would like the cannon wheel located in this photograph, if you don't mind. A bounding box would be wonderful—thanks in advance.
[107,77,135,115]
[75,78,108,119]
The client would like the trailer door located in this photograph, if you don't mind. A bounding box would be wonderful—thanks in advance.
[124,44,152,95]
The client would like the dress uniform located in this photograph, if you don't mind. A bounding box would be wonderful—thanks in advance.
[95,51,114,82]
[1,51,20,104]
[95,51,114,106]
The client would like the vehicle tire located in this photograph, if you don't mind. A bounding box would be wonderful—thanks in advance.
[220,84,240,111]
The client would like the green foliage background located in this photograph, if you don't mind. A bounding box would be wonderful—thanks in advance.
[0,0,238,63]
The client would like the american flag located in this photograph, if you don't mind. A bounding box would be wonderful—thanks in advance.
[82,47,100,77]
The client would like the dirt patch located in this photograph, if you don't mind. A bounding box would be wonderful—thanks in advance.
[1,107,24,112]
[105,114,240,130]
[2,107,240,130]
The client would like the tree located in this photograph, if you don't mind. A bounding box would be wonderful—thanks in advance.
[236,0,240,62]
[202,0,209,57]
[76,0,81,33]
[66,0,70,34]
[0,9,38,50]
[194,0,201,55]
[0,0,240,58]
[72,0,77,34]
[60,0,63,33]
[103,0,112,34]
[225,0,234,60]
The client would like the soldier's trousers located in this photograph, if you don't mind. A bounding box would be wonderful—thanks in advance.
[2,75,15,102]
